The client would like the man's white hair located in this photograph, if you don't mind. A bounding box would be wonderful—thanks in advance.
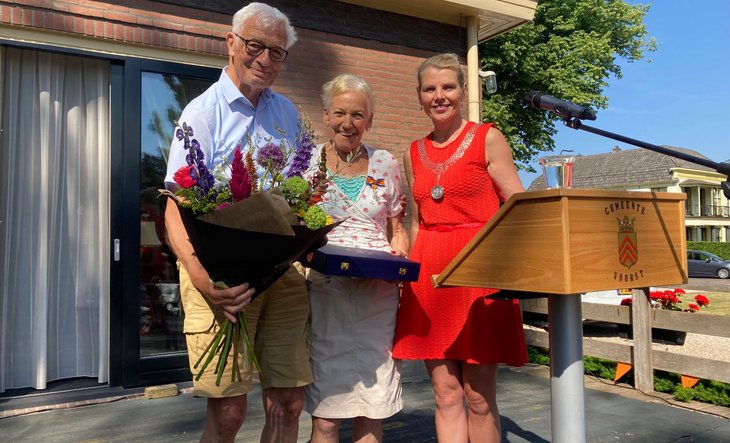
[232,2,298,49]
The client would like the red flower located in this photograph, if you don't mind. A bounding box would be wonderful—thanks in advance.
[230,147,251,202]
[645,288,709,312]
[173,165,197,188]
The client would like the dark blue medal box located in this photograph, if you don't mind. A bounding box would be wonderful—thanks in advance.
[308,244,420,282]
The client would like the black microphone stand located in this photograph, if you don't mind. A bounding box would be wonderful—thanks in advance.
[564,117,730,199]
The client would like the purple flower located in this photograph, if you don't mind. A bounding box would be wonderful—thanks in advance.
[286,129,315,178]
[177,122,214,194]
[189,167,199,182]
[176,122,193,140]
[256,143,286,171]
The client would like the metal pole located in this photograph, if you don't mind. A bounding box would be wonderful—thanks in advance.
[565,117,730,199]
[548,293,586,442]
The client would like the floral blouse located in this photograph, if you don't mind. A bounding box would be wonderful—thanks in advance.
[306,143,403,252]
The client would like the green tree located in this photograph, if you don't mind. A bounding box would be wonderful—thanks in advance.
[141,153,167,190]
[480,0,656,171]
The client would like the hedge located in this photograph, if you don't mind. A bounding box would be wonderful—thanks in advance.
[687,241,730,259]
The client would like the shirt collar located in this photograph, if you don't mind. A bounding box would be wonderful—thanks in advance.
[220,68,273,109]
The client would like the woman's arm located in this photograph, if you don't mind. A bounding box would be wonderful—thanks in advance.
[388,211,409,257]
[484,126,525,202]
[403,149,420,254]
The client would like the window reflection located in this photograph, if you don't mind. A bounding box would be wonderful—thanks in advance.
[140,72,213,356]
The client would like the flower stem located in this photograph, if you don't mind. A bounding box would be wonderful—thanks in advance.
[239,312,261,374]
[232,321,240,383]
[194,282,262,385]
[215,320,234,386]
[194,322,226,381]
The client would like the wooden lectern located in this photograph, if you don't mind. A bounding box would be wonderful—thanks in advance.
[434,188,687,443]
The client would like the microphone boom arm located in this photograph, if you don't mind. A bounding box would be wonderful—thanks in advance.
[564,117,730,199]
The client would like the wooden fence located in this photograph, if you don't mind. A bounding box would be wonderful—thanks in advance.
[521,288,730,392]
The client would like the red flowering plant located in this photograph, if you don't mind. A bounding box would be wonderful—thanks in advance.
[163,115,334,386]
[620,288,710,312]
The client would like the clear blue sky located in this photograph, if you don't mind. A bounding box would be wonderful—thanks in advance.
[518,0,730,186]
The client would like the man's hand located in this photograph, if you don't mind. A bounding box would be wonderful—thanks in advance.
[199,279,256,322]
[166,200,255,322]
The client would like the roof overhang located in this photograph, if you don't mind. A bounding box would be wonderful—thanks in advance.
[672,167,728,181]
[339,0,538,41]
[678,179,723,187]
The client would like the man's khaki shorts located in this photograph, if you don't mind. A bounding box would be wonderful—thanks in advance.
[179,263,312,398]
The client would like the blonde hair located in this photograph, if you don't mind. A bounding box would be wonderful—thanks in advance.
[232,2,298,49]
[417,53,465,90]
[321,74,375,116]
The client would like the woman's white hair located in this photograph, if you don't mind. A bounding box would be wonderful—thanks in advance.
[321,74,375,117]
[232,2,298,49]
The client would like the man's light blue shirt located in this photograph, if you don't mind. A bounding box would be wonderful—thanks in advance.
[164,68,301,186]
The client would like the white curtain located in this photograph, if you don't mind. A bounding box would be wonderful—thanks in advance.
[0,46,110,392]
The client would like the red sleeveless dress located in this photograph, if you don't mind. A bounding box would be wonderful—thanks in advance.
[392,122,527,365]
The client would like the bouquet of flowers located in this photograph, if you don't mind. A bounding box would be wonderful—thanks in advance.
[620,288,710,312]
[164,116,334,385]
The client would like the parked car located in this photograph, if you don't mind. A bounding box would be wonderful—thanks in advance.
[687,249,730,279]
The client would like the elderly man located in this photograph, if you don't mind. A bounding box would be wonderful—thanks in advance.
[164,3,310,442]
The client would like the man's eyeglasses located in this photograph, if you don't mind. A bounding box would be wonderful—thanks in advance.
[234,34,289,62]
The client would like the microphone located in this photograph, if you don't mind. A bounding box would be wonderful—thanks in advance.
[524,90,596,121]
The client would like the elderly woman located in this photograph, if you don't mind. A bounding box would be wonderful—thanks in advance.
[303,73,408,443]
[392,53,528,443]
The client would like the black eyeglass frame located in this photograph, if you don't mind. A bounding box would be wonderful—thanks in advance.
[233,33,289,62]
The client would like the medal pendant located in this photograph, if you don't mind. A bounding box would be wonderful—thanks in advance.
[431,184,444,200]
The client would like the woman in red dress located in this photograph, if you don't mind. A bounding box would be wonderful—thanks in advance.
[392,53,527,442]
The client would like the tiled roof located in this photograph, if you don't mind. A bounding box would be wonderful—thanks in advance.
[527,146,715,190]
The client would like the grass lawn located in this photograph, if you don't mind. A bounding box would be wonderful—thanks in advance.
[680,289,730,316]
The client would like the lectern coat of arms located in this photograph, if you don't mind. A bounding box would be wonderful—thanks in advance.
[617,216,637,269]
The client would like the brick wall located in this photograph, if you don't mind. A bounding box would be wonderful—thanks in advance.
[279,27,435,165]
[1,0,465,198]
[151,0,467,55]
[0,0,231,54]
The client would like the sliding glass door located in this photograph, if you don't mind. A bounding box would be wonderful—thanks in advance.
[113,59,218,387]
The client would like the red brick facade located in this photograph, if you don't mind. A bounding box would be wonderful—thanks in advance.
[0,1,230,54]
[279,28,435,155]
[0,0,457,192]
[0,0,473,392]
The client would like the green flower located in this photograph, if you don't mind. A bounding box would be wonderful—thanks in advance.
[283,176,308,197]
[281,176,310,214]
[303,205,327,229]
